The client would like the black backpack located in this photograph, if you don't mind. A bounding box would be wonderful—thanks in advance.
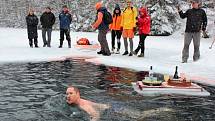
[99,9,113,25]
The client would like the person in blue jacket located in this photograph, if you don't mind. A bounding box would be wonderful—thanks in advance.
[59,5,72,48]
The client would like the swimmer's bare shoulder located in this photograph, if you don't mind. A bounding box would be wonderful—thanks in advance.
[80,100,110,121]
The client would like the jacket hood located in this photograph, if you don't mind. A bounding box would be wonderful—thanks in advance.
[139,7,148,17]
[113,4,121,16]
[115,4,120,10]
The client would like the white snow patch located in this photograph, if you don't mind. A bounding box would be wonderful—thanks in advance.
[0,27,215,86]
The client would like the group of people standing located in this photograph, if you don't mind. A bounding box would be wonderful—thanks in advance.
[26,5,72,48]
[93,0,151,57]
[26,0,151,57]
[26,0,208,63]
[92,0,208,63]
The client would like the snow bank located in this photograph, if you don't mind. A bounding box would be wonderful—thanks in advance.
[0,27,215,86]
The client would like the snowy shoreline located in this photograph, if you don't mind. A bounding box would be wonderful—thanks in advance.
[0,28,215,86]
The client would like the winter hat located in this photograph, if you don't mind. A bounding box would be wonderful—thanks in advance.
[115,4,120,9]
[95,2,103,10]
[113,4,121,16]
[139,7,147,16]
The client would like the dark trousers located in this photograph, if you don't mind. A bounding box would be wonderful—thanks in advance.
[29,37,38,47]
[60,29,71,47]
[111,30,122,49]
[98,29,110,54]
[42,28,52,46]
[135,34,147,54]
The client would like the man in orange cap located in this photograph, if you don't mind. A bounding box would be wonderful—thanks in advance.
[92,2,111,56]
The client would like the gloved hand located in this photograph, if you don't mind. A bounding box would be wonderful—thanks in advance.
[133,27,136,32]
[176,5,182,12]
[202,30,209,38]
[120,27,123,31]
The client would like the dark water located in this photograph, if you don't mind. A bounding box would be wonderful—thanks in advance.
[0,59,215,121]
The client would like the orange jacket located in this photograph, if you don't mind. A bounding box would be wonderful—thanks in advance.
[109,15,122,30]
[92,12,103,29]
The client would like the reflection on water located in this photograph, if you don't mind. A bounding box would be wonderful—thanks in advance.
[0,59,214,121]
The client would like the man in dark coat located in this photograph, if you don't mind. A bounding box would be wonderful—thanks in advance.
[59,5,72,48]
[178,0,207,63]
[26,9,39,48]
[92,2,111,56]
[40,7,56,47]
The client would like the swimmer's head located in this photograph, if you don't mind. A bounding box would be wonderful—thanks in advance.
[66,86,81,105]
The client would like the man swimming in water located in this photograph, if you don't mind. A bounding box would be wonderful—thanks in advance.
[66,86,109,121]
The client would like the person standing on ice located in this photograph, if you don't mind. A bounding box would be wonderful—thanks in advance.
[59,5,72,48]
[26,9,39,48]
[134,7,151,57]
[177,0,207,63]
[109,4,122,54]
[40,7,56,47]
[92,2,111,56]
[120,0,137,56]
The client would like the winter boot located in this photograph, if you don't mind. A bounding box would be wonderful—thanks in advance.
[129,52,133,56]
[122,51,128,55]
[103,52,111,56]
[29,43,33,48]
[133,50,138,55]
[111,48,115,54]
[43,44,47,47]
[29,39,33,48]
[34,38,39,48]
[47,40,51,47]
[97,50,104,55]
[193,58,200,62]
[59,40,63,48]
[47,43,51,48]
[138,53,144,57]
[115,48,120,54]
[182,60,187,63]
[68,40,71,48]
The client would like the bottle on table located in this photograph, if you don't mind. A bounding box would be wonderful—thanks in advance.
[149,66,153,78]
[173,66,179,79]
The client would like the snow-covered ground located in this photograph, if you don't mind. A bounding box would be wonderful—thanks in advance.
[0,26,214,86]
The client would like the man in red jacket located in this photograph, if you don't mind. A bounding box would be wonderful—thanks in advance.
[134,7,151,57]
